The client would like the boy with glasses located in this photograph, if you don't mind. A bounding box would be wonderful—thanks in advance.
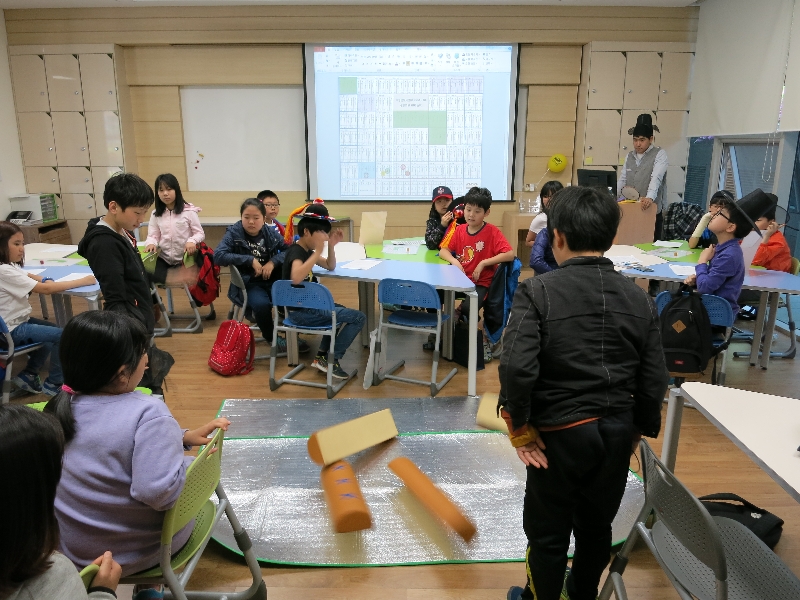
[257,189,285,237]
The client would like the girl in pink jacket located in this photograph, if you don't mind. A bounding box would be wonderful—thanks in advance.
[144,173,205,284]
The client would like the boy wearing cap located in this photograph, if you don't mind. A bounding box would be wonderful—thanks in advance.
[281,203,366,379]
[617,113,668,241]
[425,185,455,250]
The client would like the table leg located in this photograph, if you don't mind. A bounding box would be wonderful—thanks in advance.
[749,291,770,366]
[87,295,100,311]
[348,219,354,242]
[660,387,685,472]
[442,290,455,361]
[759,292,781,369]
[39,294,50,320]
[51,294,67,327]
[467,290,478,397]
[358,281,376,347]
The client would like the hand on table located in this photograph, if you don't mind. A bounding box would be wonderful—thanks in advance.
[80,275,97,286]
[516,437,548,469]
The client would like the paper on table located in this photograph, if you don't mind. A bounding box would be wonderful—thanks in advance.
[382,244,421,255]
[24,268,45,275]
[669,265,696,277]
[648,249,694,259]
[652,240,683,248]
[340,259,381,270]
[56,272,90,283]
[34,258,82,267]
[608,255,640,266]
[390,239,423,246]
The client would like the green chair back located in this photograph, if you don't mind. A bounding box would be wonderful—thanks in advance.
[161,428,224,545]
[27,401,47,411]
[792,257,800,277]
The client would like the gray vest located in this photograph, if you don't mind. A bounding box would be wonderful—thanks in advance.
[623,146,667,213]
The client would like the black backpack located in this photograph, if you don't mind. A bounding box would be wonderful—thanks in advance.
[700,493,784,550]
[659,286,714,374]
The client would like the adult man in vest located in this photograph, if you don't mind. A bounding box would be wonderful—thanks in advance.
[617,113,668,241]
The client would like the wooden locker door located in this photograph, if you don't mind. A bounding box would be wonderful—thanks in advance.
[61,193,97,220]
[59,167,93,193]
[18,112,57,166]
[584,110,622,167]
[659,53,694,111]
[52,112,90,166]
[587,52,626,110]
[44,55,84,112]
[654,111,690,166]
[10,55,49,112]
[86,112,123,166]
[622,52,662,110]
[80,54,118,112]
[25,167,60,193]
[92,166,123,197]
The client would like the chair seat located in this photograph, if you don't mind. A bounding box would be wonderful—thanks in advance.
[387,310,450,328]
[652,516,800,600]
[282,316,331,331]
[0,342,43,356]
[128,499,216,578]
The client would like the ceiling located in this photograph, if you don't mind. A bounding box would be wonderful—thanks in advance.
[0,0,701,8]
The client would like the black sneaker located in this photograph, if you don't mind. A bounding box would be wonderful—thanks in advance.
[331,359,349,380]
[312,353,328,374]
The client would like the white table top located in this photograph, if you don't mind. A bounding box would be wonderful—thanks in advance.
[313,259,476,293]
[620,262,800,294]
[23,242,78,261]
[680,382,800,503]
[26,265,100,297]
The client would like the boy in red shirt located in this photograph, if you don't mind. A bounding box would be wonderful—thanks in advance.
[439,187,514,361]
[752,201,792,273]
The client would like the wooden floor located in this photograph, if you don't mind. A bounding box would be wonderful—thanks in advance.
[17,269,800,598]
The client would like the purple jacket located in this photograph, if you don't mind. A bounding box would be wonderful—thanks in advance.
[695,237,745,315]
[55,391,193,576]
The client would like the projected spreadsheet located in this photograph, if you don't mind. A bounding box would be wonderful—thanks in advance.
[339,76,484,197]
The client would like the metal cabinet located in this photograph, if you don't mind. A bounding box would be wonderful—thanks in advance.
[10,55,49,112]
[44,54,84,112]
[17,112,57,167]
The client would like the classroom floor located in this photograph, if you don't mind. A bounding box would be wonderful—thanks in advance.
[15,268,800,599]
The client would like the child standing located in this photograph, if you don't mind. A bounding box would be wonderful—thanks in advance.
[687,190,731,249]
[500,186,669,600]
[525,180,563,247]
[0,222,96,396]
[143,173,205,284]
[425,186,454,250]
[281,204,366,379]
[78,173,156,335]
[257,190,285,237]
[45,311,229,592]
[0,404,121,600]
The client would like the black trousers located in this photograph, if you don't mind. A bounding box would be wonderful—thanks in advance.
[653,211,663,242]
[520,411,635,600]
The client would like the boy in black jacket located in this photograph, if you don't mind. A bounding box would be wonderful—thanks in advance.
[78,173,155,334]
[500,186,669,600]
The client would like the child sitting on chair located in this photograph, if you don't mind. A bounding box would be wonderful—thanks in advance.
[500,186,669,600]
[46,311,229,600]
[684,189,775,317]
[0,221,96,397]
[257,190,285,237]
[688,190,731,249]
[281,203,366,380]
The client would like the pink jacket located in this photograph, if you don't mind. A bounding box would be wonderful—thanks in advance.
[145,203,205,266]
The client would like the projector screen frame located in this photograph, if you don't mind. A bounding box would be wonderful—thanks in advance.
[303,43,520,203]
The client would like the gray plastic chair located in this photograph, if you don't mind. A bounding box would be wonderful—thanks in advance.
[599,439,800,600]
[227,265,276,361]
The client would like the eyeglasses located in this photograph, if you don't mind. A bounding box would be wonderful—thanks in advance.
[263,204,280,208]
[711,211,732,223]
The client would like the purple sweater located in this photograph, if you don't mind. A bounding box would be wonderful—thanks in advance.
[695,237,745,315]
[55,391,193,576]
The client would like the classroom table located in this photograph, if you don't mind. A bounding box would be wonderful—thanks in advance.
[364,239,446,264]
[312,259,479,396]
[679,382,800,503]
[25,265,101,326]
[635,241,702,263]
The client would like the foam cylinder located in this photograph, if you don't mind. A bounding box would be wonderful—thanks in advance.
[475,392,507,432]
[388,457,476,542]
[320,460,372,533]
[308,408,398,466]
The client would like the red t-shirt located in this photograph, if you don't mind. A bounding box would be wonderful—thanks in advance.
[446,222,513,288]
[752,230,793,273]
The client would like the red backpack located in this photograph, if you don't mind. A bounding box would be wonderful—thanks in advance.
[208,320,255,376]
[189,242,220,307]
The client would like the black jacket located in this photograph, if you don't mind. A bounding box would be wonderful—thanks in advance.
[498,256,668,438]
[78,218,155,334]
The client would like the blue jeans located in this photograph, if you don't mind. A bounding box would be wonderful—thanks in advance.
[288,306,366,359]
[10,317,63,384]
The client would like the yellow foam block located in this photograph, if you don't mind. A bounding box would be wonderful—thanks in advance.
[320,460,372,533]
[388,457,476,542]
[307,408,398,466]
[476,392,507,432]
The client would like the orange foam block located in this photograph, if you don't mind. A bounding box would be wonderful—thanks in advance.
[307,408,398,466]
[320,460,372,533]
[388,457,476,542]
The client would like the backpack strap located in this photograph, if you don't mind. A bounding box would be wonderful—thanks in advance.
[699,493,763,512]
[239,326,256,375]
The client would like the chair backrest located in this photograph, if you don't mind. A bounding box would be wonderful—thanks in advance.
[655,290,734,327]
[791,257,800,277]
[229,264,246,290]
[271,280,335,311]
[378,279,440,310]
[639,439,727,580]
[161,428,224,545]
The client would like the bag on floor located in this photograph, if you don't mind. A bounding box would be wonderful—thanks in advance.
[209,320,255,376]
[699,493,784,549]
[659,286,713,374]
[189,242,221,307]
[452,321,485,371]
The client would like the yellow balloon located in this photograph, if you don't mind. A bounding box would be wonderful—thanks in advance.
[548,154,568,173]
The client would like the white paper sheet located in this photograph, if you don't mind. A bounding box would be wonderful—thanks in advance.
[32,258,82,267]
[669,265,696,277]
[652,240,684,248]
[56,273,90,283]
[339,259,381,270]
[608,255,640,266]
[24,268,45,275]
[382,244,421,255]
[390,239,423,246]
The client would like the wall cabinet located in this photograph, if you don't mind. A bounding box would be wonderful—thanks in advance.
[59,167,93,194]
[45,54,84,112]
[584,110,622,167]
[61,193,98,220]
[623,52,662,110]
[587,52,626,110]
[18,112,57,167]
[658,52,693,111]
[52,112,90,166]
[10,55,49,112]
[86,111,123,165]
[24,167,60,193]
[80,54,118,111]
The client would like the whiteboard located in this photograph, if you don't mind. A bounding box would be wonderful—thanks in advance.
[181,86,307,192]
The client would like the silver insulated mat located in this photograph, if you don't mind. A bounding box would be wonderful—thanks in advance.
[213,398,645,566]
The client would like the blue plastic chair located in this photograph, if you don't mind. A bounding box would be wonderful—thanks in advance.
[269,280,356,398]
[371,279,457,396]
[0,315,44,404]
[656,291,735,385]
